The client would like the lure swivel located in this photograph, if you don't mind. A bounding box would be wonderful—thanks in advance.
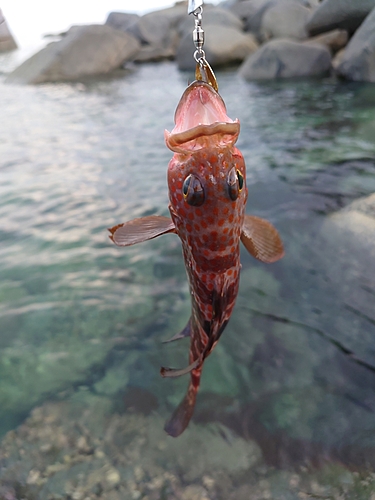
[187,0,218,91]
[188,0,205,65]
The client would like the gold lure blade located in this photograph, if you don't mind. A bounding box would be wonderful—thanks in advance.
[195,60,218,92]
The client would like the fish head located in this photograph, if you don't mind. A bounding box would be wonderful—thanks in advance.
[166,81,247,273]
[165,80,240,154]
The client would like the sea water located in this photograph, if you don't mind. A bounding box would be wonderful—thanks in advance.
[1,55,375,496]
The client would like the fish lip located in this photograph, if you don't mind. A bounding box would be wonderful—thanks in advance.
[165,80,240,153]
[165,121,240,149]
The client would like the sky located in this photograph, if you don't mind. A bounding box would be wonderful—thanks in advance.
[1,0,178,47]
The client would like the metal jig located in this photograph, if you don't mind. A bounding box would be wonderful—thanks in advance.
[188,0,218,92]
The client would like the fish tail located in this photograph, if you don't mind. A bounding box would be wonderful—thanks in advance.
[164,369,201,437]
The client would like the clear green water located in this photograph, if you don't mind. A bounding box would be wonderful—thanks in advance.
[1,57,375,494]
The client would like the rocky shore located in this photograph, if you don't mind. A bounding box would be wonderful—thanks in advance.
[4,0,375,84]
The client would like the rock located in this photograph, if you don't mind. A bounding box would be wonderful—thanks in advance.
[181,485,210,500]
[105,6,187,62]
[5,24,140,84]
[105,12,140,32]
[260,1,311,41]
[2,393,375,499]
[177,24,258,70]
[323,193,375,250]
[331,47,345,70]
[336,7,375,82]
[239,38,331,80]
[0,397,262,499]
[231,0,314,37]
[303,29,348,54]
[137,12,172,48]
[133,41,177,63]
[105,12,142,41]
[0,9,17,52]
[177,6,244,36]
[231,0,264,23]
[149,3,187,26]
[305,0,375,36]
[241,0,276,35]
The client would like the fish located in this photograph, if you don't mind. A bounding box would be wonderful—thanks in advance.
[108,78,284,437]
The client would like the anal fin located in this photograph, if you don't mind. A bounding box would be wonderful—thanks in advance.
[160,357,201,378]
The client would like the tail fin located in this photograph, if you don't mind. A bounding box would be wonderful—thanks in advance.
[164,373,201,437]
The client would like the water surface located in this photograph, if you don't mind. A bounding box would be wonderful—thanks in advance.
[1,57,375,497]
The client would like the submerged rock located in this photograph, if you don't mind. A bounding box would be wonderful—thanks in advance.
[0,396,262,499]
[322,193,375,254]
[239,38,331,80]
[6,24,140,84]
[1,394,375,499]
[336,7,375,82]
[305,0,375,36]
[0,8,17,52]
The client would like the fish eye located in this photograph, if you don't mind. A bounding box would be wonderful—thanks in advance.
[227,167,239,201]
[237,169,244,191]
[182,174,205,206]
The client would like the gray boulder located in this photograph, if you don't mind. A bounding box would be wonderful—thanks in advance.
[104,12,141,41]
[105,6,187,62]
[231,0,265,23]
[243,0,277,34]
[177,24,258,70]
[336,7,375,82]
[239,38,331,80]
[260,2,311,40]
[177,7,244,36]
[105,12,140,32]
[231,0,315,36]
[305,0,375,36]
[133,31,180,62]
[6,25,140,84]
[137,12,173,48]
[331,47,345,71]
[149,3,188,26]
[303,29,348,54]
[0,9,17,52]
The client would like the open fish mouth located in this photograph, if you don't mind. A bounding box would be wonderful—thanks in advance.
[165,80,240,153]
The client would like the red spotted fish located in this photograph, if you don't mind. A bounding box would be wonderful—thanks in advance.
[109,79,284,437]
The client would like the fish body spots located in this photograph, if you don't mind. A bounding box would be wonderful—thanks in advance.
[167,145,246,336]
[167,146,247,274]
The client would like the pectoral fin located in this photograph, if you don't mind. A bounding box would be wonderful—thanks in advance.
[108,216,176,247]
[241,214,284,263]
